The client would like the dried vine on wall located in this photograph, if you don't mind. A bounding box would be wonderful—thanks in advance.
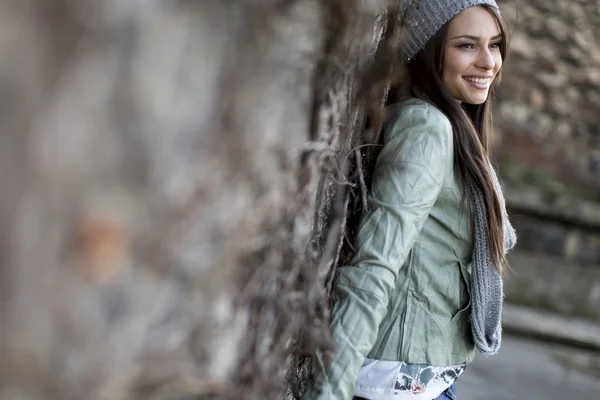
[285,2,416,398]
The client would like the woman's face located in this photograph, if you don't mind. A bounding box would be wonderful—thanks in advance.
[442,6,503,105]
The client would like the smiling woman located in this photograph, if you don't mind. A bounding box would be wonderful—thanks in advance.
[304,2,517,400]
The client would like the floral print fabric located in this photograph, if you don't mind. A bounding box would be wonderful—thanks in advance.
[354,358,466,400]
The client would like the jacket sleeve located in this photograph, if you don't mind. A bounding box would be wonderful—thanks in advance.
[307,105,453,400]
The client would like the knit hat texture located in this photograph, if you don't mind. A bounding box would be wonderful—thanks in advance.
[403,0,499,60]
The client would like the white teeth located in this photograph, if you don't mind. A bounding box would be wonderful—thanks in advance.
[465,77,491,84]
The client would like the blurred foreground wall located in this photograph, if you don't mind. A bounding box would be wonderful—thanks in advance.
[0,1,406,399]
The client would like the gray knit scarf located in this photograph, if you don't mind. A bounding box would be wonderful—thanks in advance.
[468,167,517,355]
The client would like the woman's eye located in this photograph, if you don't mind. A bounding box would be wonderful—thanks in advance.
[490,42,502,49]
[459,43,475,49]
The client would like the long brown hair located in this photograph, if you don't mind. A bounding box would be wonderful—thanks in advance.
[407,5,510,273]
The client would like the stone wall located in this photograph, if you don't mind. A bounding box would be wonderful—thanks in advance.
[492,0,600,322]
[495,0,600,196]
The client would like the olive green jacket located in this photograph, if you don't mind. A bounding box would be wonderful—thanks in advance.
[308,98,475,400]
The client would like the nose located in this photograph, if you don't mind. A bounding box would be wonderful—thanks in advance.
[475,47,495,70]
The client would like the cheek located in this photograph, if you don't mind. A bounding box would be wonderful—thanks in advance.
[494,55,503,72]
[443,50,470,78]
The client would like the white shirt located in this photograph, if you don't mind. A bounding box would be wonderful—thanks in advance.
[354,358,466,400]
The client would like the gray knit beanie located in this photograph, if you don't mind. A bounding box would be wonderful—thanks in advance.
[403,0,499,60]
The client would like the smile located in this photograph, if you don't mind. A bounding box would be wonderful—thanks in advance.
[463,76,493,90]
[464,76,492,84]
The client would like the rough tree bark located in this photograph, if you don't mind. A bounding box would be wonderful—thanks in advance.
[0,1,410,399]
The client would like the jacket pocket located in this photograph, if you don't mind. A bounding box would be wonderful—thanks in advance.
[451,262,471,322]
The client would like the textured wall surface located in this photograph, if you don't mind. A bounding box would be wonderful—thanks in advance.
[496,0,600,195]
[0,1,408,399]
[495,0,600,324]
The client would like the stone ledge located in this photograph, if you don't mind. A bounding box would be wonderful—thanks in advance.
[504,185,600,230]
[504,251,600,320]
[503,303,600,351]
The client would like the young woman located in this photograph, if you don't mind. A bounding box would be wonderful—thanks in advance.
[307,1,516,399]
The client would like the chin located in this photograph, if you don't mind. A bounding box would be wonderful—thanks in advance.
[466,98,487,105]
[464,93,488,105]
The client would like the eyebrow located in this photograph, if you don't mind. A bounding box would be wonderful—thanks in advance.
[451,34,503,41]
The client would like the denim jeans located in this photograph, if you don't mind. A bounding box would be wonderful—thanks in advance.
[435,383,457,400]
[352,382,457,400]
